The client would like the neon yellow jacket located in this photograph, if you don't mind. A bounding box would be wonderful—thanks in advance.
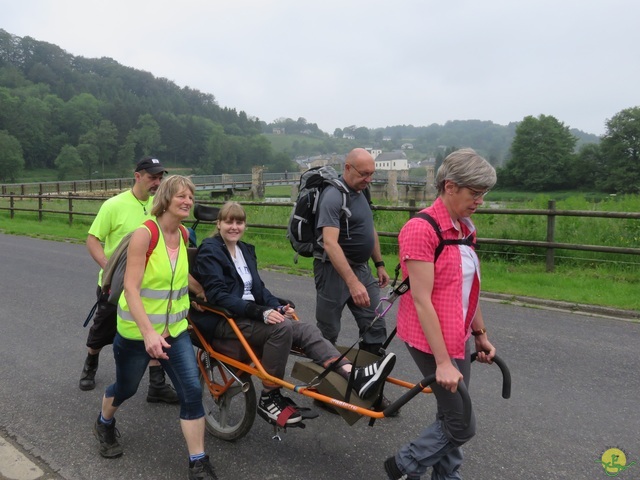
[116,221,189,340]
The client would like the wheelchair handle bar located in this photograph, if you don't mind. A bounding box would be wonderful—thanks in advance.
[470,353,511,399]
[382,353,510,419]
[383,374,472,426]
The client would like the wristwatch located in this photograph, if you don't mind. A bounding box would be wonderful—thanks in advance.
[374,261,385,268]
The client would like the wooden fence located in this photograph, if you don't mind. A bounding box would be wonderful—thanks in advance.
[2,193,640,272]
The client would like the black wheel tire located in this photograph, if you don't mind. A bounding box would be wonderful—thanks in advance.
[200,360,256,442]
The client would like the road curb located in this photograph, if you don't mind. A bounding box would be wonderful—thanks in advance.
[482,292,640,321]
[0,432,62,480]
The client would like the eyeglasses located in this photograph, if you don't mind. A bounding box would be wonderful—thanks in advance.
[465,186,490,199]
[348,164,375,179]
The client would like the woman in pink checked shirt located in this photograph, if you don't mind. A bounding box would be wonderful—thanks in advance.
[385,148,498,480]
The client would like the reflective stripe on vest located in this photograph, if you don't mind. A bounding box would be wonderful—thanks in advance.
[117,221,190,340]
[117,308,189,325]
[139,285,190,300]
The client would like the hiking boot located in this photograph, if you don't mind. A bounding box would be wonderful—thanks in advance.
[79,352,99,391]
[351,353,396,399]
[93,415,123,458]
[147,365,179,404]
[258,389,302,425]
[384,456,418,480]
[188,455,218,480]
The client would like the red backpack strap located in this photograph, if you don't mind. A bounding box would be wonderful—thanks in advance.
[143,219,160,267]
[178,224,189,245]
[141,221,187,267]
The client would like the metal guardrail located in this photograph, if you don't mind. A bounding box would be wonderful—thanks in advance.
[0,171,422,196]
[0,178,134,195]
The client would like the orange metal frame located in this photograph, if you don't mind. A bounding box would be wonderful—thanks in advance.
[189,304,432,420]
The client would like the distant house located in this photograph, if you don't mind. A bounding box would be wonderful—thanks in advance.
[272,127,285,135]
[301,129,312,135]
[309,158,332,168]
[375,151,408,171]
[364,148,382,159]
[382,136,392,142]
[401,143,414,150]
[304,154,345,170]
[409,157,435,169]
[343,133,355,140]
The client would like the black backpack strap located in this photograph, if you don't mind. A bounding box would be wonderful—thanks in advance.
[391,212,443,286]
[454,236,476,249]
[414,212,445,260]
[414,211,476,256]
[363,186,372,208]
[390,212,476,288]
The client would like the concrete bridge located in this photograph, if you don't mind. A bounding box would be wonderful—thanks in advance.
[1,166,436,203]
[193,166,436,203]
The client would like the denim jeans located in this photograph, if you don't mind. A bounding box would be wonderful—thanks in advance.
[106,331,204,420]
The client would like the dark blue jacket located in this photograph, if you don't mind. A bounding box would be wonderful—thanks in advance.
[190,235,280,333]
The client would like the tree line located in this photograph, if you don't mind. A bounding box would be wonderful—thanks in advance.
[0,29,293,181]
[0,29,637,194]
[498,110,640,194]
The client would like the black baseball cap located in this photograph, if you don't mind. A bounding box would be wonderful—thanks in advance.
[135,157,168,174]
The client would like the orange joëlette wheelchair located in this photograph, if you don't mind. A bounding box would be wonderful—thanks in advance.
[186,203,511,441]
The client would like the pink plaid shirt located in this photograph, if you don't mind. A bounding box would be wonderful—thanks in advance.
[396,197,480,359]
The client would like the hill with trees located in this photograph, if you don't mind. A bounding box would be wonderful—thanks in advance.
[497,109,640,193]
[1,29,635,193]
[0,29,292,181]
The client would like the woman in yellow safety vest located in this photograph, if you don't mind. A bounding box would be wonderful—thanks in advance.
[91,175,218,480]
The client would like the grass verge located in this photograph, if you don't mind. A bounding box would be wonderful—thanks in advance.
[2,203,638,315]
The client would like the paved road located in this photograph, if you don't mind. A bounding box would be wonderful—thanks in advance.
[0,233,638,480]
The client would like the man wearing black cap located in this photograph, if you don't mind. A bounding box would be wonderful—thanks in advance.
[79,156,179,404]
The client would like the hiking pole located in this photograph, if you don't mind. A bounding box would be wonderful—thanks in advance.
[380,275,411,351]
[306,277,411,389]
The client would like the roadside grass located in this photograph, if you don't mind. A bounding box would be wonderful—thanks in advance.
[0,213,93,241]
[478,261,640,311]
[1,189,639,313]
[238,226,640,312]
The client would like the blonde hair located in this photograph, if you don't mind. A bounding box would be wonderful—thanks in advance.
[151,175,195,217]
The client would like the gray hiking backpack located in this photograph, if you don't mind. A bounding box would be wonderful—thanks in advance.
[286,166,351,262]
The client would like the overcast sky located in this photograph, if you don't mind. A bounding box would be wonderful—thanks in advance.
[3,0,639,136]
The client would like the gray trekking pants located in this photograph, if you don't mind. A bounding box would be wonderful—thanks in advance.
[313,259,387,346]
[393,342,476,479]
[213,317,346,388]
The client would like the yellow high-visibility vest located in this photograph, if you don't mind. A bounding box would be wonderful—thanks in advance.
[117,221,189,340]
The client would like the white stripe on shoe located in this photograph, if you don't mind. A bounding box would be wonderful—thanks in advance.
[354,353,396,398]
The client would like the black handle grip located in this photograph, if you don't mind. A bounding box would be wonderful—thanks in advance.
[383,374,472,426]
[471,353,511,399]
